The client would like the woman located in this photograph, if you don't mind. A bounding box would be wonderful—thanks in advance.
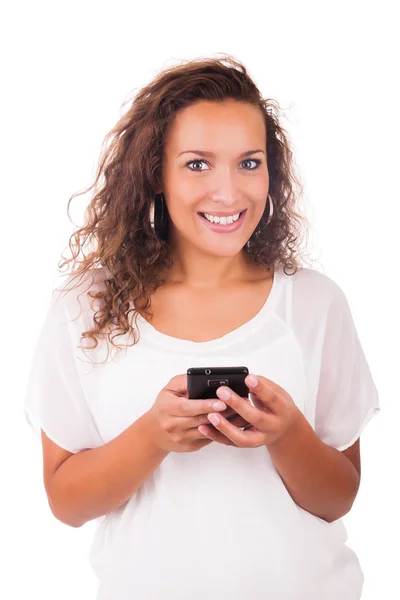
[24,55,380,599]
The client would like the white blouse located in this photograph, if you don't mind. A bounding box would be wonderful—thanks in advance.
[24,263,380,600]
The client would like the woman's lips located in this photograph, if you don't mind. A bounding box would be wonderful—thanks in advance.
[198,209,247,234]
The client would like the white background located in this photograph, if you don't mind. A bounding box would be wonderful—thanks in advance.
[2,1,398,598]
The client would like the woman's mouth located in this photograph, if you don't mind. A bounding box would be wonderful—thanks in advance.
[197,209,247,234]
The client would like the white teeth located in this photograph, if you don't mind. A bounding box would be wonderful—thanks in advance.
[203,211,241,224]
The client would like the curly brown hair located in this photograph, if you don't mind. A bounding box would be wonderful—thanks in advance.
[56,53,314,363]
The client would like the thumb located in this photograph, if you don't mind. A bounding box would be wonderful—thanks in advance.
[245,374,279,412]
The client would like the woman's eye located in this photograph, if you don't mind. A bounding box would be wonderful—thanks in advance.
[241,159,261,170]
[185,158,261,172]
[186,160,208,171]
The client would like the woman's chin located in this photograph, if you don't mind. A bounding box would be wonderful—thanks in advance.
[198,241,247,258]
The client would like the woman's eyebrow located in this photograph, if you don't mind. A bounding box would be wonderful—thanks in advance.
[177,149,265,158]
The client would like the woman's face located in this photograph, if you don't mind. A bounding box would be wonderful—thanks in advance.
[160,99,270,259]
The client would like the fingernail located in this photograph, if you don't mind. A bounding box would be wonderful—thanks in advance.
[217,388,231,400]
[208,414,220,426]
[246,375,258,387]
[212,401,226,411]
[198,426,210,436]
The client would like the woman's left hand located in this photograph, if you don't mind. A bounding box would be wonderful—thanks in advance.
[198,374,302,448]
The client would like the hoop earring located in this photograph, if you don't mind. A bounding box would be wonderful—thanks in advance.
[150,193,169,241]
[245,193,274,251]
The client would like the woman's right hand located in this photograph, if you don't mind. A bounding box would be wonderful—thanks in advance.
[145,374,246,453]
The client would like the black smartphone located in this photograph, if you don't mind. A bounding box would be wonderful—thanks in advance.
[187,366,249,399]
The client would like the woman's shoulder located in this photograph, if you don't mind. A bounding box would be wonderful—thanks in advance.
[285,265,348,317]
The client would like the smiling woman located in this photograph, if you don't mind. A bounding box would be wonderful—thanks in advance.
[159,98,272,265]
[24,54,379,600]
[48,55,307,352]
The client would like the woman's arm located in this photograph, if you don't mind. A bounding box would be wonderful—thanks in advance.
[204,375,362,524]
[266,412,361,523]
[47,411,169,527]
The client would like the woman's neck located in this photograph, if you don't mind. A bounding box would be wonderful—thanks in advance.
[165,249,265,290]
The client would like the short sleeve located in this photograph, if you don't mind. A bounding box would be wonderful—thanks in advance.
[314,283,380,451]
[23,287,102,454]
